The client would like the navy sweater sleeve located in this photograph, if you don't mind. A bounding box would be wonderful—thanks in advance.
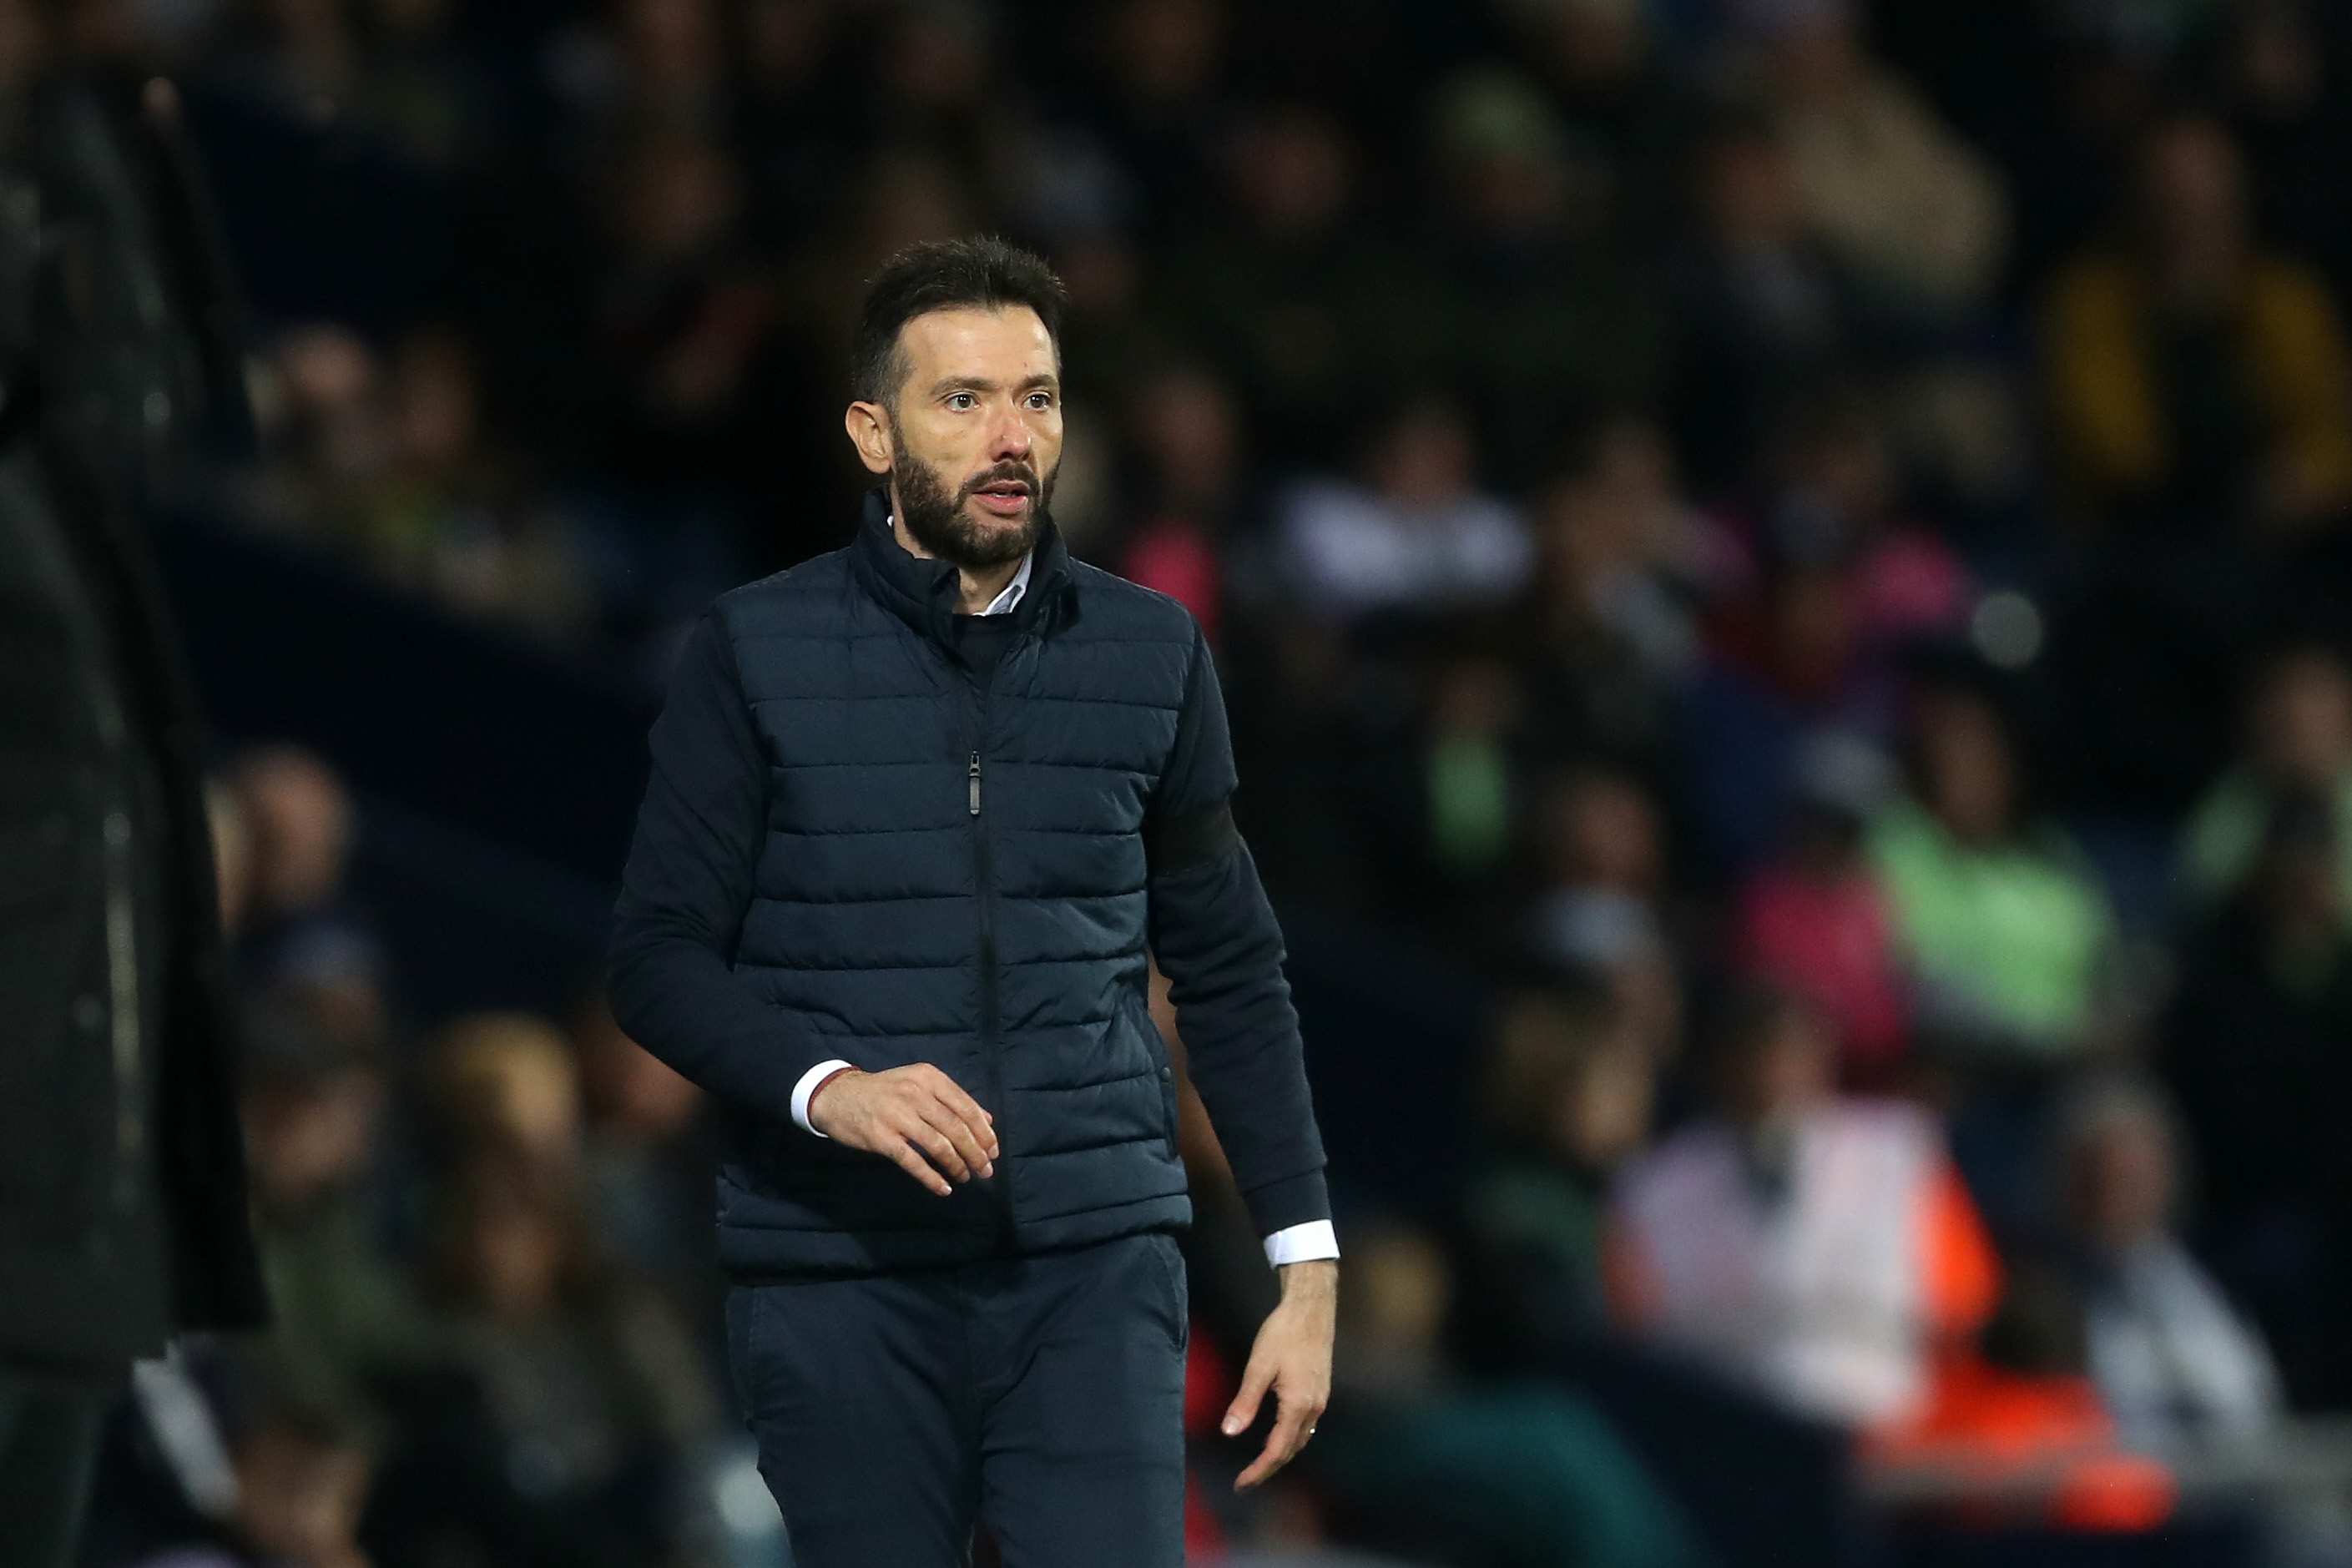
[1147,626,1331,1238]
[606,613,827,1124]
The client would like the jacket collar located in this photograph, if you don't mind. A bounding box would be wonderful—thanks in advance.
[848,487,1075,651]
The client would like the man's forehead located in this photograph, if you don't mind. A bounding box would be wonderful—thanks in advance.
[897,305,1057,376]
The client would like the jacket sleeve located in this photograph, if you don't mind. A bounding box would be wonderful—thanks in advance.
[606,613,828,1124]
[1146,625,1330,1238]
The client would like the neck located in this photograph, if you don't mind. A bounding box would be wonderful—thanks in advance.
[889,507,1024,615]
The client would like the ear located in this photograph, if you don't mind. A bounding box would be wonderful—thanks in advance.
[845,400,895,476]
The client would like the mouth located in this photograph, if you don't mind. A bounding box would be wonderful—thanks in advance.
[969,478,1033,519]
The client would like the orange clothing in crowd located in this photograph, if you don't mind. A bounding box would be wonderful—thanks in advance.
[1608,1101,1996,1429]
[1608,1102,2173,1530]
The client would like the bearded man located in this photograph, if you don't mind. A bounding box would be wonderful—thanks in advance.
[607,237,1336,1565]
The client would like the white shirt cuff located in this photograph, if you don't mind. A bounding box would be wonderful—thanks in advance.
[1263,1219,1340,1267]
[791,1060,856,1137]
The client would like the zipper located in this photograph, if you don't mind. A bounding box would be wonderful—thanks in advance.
[966,669,1012,1240]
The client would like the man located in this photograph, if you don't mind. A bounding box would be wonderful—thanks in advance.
[1609,987,1997,1431]
[1,65,268,1568]
[608,237,1337,1565]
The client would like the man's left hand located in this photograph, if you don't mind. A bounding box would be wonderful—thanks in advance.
[1222,1258,1336,1491]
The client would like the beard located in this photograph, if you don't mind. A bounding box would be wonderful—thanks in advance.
[892,447,1054,570]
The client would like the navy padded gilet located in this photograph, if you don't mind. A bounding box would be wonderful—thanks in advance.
[711,513,1196,1273]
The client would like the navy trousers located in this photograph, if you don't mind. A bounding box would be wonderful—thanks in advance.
[729,1231,1189,1568]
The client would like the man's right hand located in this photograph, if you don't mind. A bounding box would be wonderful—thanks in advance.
[806,1065,998,1196]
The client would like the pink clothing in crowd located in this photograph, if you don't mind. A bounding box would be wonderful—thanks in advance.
[1733,866,1910,1080]
[1851,529,1971,648]
[1123,515,1224,647]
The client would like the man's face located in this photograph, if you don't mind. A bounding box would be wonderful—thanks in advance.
[850,305,1062,570]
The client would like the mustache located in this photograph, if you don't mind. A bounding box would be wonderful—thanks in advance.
[961,461,1040,498]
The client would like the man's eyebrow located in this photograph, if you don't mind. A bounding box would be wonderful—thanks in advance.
[926,372,1061,398]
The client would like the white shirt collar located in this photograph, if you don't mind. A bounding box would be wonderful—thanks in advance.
[885,512,1033,618]
[980,551,1034,617]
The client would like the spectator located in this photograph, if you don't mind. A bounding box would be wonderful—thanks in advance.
[1116,364,1244,643]
[2001,1072,2352,1568]
[2211,0,2352,305]
[234,745,357,943]
[1747,0,2009,317]
[2045,1078,2285,1445]
[1401,641,1528,915]
[1421,68,1668,486]
[1280,396,1532,620]
[1870,683,2114,1059]
[570,997,714,1328]
[346,327,588,635]
[1154,103,1407,467]
[426,1011,586,1169]
[734,0,851,243]
[1461,988,1655,1364]
[1686,554,1887,875]
[1309,1223,1711,1568]
[2045,113,2352,534]
[1527,769,1683,1057]
[581,129,780,532]
[1759,388,1972,653]
[866,1,1003,194]
[1030,224,1154,545]
[233,745,391,1041]
[2165,788,2352,1409]
[1536,420,1712,681]
[238,1003,425,1414]
[368,1147,718,1568]
[1074,0,1230,231]
[129,1369,376,1568]
[1491,0,1693,244]
[242,325,388,546]
[553,0,729,155]
[1531,767,1664,910]
[1507,431,1702,779]
[2180,643,2352,922]
[1729,732,1910,1085]
[1610,987,2001,1430]
[1668,115,1860,493]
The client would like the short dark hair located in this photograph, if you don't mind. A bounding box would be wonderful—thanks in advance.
[850,237,1067,408]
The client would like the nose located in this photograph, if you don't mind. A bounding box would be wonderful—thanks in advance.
[988,403,1032,463]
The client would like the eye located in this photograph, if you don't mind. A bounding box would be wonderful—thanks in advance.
[1025,391,1055,411]
[946,391,977,411]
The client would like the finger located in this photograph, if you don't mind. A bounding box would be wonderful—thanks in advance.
[1235,1395,1315,1492]
[920,1102,994,1180]
[1221,1356,1274,1439]
[900,1117,972,1183]
[887,1138,955,1197]
[916,1099,991,1178]
[915,1065,993,1130]
[925,1078,1001,1161]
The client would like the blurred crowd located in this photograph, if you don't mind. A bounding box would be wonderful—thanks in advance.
[78,744,739,1568]
[37,0,2352,1561]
